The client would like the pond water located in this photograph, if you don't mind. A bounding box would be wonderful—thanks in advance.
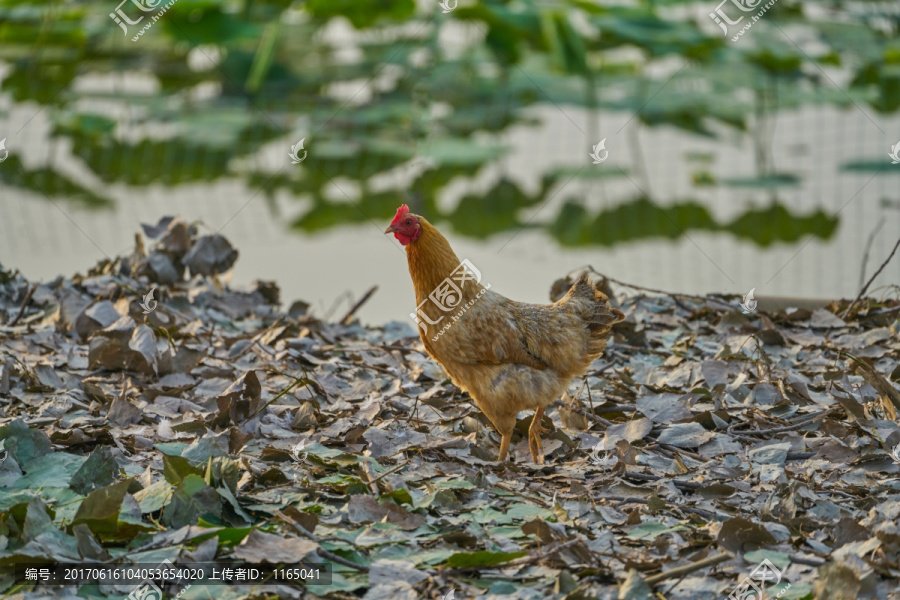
[1,2,898,324]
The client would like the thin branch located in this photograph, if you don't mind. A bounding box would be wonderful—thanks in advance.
[232,317,283,359]
[728,409,833,436]
[340,285,378,325]
[595,495,732,522]
[644,552,732,586]
[622,472,702,490]
[568,267,733,311]
[276,510,369,572]
[359,460,381,495]
[247,373,309,420]
[791,556,826,567]
[8,283,37,327]
[368,460,410,484]
[843,235,900,318]
[858,221,885,292]
[500,539,582,568]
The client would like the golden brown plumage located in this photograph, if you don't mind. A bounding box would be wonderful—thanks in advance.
[386,205,625,463]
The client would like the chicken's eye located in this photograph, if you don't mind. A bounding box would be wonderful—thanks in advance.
[405,219,412,225]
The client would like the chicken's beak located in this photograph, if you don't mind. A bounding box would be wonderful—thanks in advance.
[384,225,397,234]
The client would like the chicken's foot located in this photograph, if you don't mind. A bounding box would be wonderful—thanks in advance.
[528,407,548,464]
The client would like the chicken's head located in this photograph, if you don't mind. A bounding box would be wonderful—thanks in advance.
[384,204,422,246]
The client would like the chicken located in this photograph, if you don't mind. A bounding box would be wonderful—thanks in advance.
[385,204,625,463]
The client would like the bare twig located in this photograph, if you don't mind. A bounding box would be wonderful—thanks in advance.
[247,372,310,420]
[359,461,381,495]
[493,481,559,508]
[276,510,369,572]
[368,460,410,484]
[593,405,638,415]
[858,221,885,292]
[644,552,732,586]
[568,266,733,311]
[728,409,833,437]
[551,398,630,427]
[340,285,378,325]
[232,318,283,358]
[8,283,37,326]
[595,495,732,522]
[622,472,702,490]
[500,539,582,568]
[583,378,594,419]
[843,235,900,318]
[658,443,704,462]
[791,556,826,567]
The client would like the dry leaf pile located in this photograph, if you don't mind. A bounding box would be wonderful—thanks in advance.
[1,218,899,600]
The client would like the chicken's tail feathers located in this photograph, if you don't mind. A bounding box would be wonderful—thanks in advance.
[589,305,626,332]
[568,272,621,308]
[563,272,625,353]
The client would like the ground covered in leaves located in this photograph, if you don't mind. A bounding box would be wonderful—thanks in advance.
[1,219,900,600]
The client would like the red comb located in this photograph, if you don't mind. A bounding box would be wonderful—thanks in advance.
[392,204,410,222]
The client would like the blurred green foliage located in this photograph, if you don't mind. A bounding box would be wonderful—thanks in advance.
[0,0,895,245]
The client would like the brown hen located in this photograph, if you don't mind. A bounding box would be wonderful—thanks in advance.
[385,204,624,463]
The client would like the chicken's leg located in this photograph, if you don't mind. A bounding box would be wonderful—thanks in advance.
[497,432,512,462]
[528,407,549,464]
[486,410,516,462]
